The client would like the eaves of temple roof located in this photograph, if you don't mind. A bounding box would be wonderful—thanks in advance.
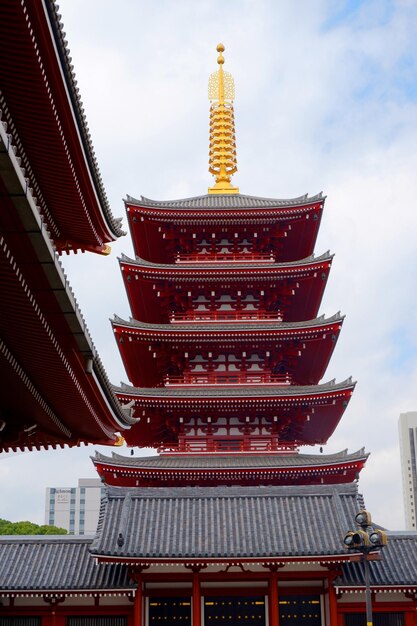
[0,0,124,253]
[0,118,135,452]
[112,312,344,336]
[94,447,369,470]
[119,250,333,274]
[125,191,324,211]
[114,377,355,400]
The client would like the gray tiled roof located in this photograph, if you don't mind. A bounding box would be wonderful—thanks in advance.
[0,536,133,591]
[125,192,323,210]
[114,378,354,398]
[112,312,343,334]
[119,251,333,271]
[94,448,368,469]
[337,534,417,588]
[1,529,415,592]
[90,483,362,560]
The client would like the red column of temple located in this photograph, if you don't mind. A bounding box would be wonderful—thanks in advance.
[192,571,201,626]
[327,574,339,626]
[269,571,279,626]
[133,577,143,626]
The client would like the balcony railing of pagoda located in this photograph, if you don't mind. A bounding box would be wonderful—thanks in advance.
[164,372,292,386]
[158,438,299,455]
[175,252,275,263]
[170,310,283,323]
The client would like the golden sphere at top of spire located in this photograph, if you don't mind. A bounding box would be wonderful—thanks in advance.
[217,42,225,65]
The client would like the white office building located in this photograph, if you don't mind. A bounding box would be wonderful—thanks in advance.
[45,478,103,534]
[398,411,417,530]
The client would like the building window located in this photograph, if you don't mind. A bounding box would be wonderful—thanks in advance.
[149,597,192,625]
[279,595,321,626]
[205,597,265,625]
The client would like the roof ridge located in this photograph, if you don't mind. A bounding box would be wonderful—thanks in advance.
[104,482,357,498]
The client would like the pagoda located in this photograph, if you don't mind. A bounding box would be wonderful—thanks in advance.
[95,43,366,485]
[89,45,371,625]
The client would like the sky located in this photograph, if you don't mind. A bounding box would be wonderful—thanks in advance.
[1,0,417,530]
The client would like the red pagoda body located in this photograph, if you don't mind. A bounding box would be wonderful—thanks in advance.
[98,182,363,473]
[94,45,367,489]
[98,190,365,486]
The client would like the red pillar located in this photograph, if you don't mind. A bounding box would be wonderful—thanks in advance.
[269,571,279,626]
[192,571,201,626]
[133,576,143,626]
[327,575,339,626]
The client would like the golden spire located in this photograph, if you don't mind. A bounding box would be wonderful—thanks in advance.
[208,43,239,194]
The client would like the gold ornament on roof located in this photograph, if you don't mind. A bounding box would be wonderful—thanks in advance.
[208,43,239,194]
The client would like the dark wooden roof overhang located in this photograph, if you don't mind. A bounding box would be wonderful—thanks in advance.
[0,0,124,254]
[114,379,355,448]
[119,253,333,323]
[0,117,134,452]
[112,314,344,387]
[125,196,324,264]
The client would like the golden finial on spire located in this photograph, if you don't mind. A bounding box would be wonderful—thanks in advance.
[208,43,239,194]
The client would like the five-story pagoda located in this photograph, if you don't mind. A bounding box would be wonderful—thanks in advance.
[90,45,370,626]
[95,44,366,487]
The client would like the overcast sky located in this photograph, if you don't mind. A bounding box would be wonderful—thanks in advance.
[1,0,417,531]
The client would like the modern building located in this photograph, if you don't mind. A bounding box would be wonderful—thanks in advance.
[398,411,417,530]
[45,479,103,535]
[1,15,417,626]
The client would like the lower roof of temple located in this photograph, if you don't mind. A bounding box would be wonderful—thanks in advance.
[90,483,368,561]
[337,533,417,590]
[0,494,417,595]
[0,536,134,592]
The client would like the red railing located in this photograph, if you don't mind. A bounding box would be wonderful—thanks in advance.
[165,372,291,386]
[175,252,275,263]
[170,310,282,323]
[159,439,298,455]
